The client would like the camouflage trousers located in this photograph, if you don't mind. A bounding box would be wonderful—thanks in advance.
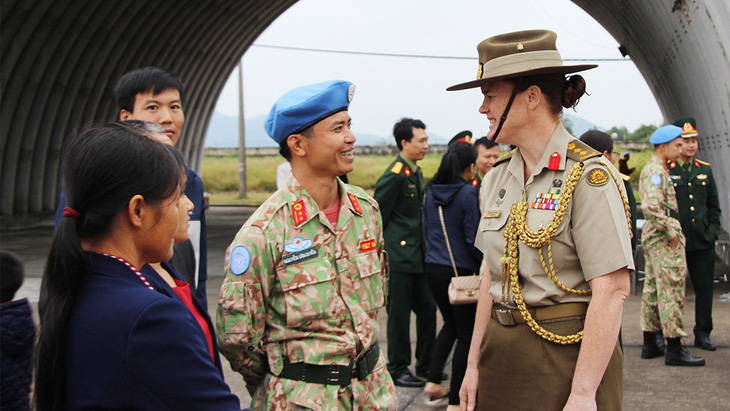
[640,240,688,338]
[250,354,397,410]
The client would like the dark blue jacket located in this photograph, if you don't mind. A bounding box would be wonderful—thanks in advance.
[424,179,482,272]
[65,252,240,410]
[1,298,35,411]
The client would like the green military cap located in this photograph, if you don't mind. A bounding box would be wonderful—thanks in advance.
[448,130,473,145]
[672,115,696,129]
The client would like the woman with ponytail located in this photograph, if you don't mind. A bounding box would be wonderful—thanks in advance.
[34,123,240,410]
[448,30,632,410]
[422,142,482,410]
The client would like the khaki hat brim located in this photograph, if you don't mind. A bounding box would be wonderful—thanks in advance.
[446,64,597,91]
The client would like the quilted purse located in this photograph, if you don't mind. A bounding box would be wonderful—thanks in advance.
[439,206,481,305]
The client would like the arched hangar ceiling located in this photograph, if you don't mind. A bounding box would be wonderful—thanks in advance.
[2,0,729,230]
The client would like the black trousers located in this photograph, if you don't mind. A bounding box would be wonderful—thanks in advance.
[686,246,715,335]
[426,263,477,405]
[386,271,437,378]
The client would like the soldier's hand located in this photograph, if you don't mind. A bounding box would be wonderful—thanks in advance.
[459,366,479,410]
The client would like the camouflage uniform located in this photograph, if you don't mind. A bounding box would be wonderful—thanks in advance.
[639,155,688,338]
[217,174,397,410]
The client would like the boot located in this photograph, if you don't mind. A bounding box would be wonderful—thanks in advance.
[641,331,665,359]
[665,337,706,366]
[656,330,665,351]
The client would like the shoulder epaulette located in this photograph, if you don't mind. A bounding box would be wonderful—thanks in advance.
[696,159,711,166]
[493,149,516,167]
[390,161,403,174]
[566,139,601,162]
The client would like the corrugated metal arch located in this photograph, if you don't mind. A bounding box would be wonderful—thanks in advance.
[1,0,297,218]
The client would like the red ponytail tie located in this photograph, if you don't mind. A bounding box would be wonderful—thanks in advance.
[62,207,80,220]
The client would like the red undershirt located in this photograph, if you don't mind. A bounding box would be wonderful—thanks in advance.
[172,278,215,362]
[323,199,340,225]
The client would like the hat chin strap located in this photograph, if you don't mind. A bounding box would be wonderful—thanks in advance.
[490,77,523,143]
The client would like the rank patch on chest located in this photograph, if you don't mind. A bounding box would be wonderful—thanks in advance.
[230,245,251,275]
[586,168,609,186]
[530,188,561,210]
[282,236,319,265]
[292,200,308,225]
[360,239,376,252]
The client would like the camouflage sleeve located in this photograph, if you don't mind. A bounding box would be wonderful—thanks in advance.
[639,170,677,241]
[216,224,273,394]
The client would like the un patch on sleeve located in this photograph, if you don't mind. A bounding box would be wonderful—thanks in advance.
[230,245,251,275]
[650,175,662,186]
[586,168,609,187]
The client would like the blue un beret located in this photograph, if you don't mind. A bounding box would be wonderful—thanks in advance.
[649,125,682,144]
[264,80,355,144]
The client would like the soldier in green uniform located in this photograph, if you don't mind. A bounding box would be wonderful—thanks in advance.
[374,118,436,388]
[639,124,705,366]
[217,80,397,410]
[667,116,722,351]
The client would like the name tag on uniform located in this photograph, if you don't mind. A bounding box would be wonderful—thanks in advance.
[283,236,319,265]
[483,210,501,219]
[360,239,376,252]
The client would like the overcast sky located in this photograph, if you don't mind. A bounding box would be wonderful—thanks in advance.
[212,0,664,141]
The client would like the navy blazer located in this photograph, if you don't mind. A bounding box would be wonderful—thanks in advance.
[65,252,240,410]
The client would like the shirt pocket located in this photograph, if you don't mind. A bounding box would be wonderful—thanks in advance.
[478,209,510,276]
[276,258,339,327]
[219,280,258,341]
[351,252,386,312]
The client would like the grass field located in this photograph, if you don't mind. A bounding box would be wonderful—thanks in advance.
[202,146,653,205]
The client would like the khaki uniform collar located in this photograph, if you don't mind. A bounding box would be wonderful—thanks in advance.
[506,123,571,185]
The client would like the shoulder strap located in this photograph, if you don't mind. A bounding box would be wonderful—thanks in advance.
[566,139,602,162]
[438,206,460,277]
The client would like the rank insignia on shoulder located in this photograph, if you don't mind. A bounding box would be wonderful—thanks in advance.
[650,175,662,185]
[359,239,376,252]
[391,162,403,174]
[586,168,609,186]
[292,200,308,225]
[348,192,363,214]
[230,245,251,275]
[282,236,318,265]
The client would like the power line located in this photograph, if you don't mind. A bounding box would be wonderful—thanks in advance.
[251,43,631,62]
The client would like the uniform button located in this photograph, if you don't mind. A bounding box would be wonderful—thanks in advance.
[690,206,695,211]
[702,182,706,186]
[411,194,414,197]
[688,182,692,187]
[692,218,696,222]
[400,240,406,246]
[689,194,694,199]
[674,183,677,187]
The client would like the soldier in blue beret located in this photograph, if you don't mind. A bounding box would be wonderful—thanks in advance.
[218,80,397,409]
[667,116,722,351]
[639,125,705,366]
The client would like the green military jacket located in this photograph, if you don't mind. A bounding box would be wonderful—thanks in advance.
[668,157,722,251]
[373,153,425,274]
[639,155,684,249]
[217,175,393,407]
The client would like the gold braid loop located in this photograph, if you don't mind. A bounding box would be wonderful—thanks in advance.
[501,162,590,345]
[600,160,633,234]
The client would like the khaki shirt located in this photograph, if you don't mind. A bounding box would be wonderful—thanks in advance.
[476,125,634,306]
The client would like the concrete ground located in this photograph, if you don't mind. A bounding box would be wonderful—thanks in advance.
[5,205,730,410]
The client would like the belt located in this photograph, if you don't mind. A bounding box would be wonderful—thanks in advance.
[665,208,679,219]
[272,341,380,386]
[491,302,588,326]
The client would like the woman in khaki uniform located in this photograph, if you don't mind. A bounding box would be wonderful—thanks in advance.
[447,30,634,411]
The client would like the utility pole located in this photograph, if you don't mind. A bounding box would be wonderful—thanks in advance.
[237,59,247,198]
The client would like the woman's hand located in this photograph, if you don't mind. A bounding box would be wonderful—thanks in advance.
[563,392,596,411]
[459,365,479,410]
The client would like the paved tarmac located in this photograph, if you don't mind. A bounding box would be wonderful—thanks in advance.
[4,205,730,410]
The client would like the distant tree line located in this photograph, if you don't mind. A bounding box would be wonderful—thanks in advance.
[604,124,659,142]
